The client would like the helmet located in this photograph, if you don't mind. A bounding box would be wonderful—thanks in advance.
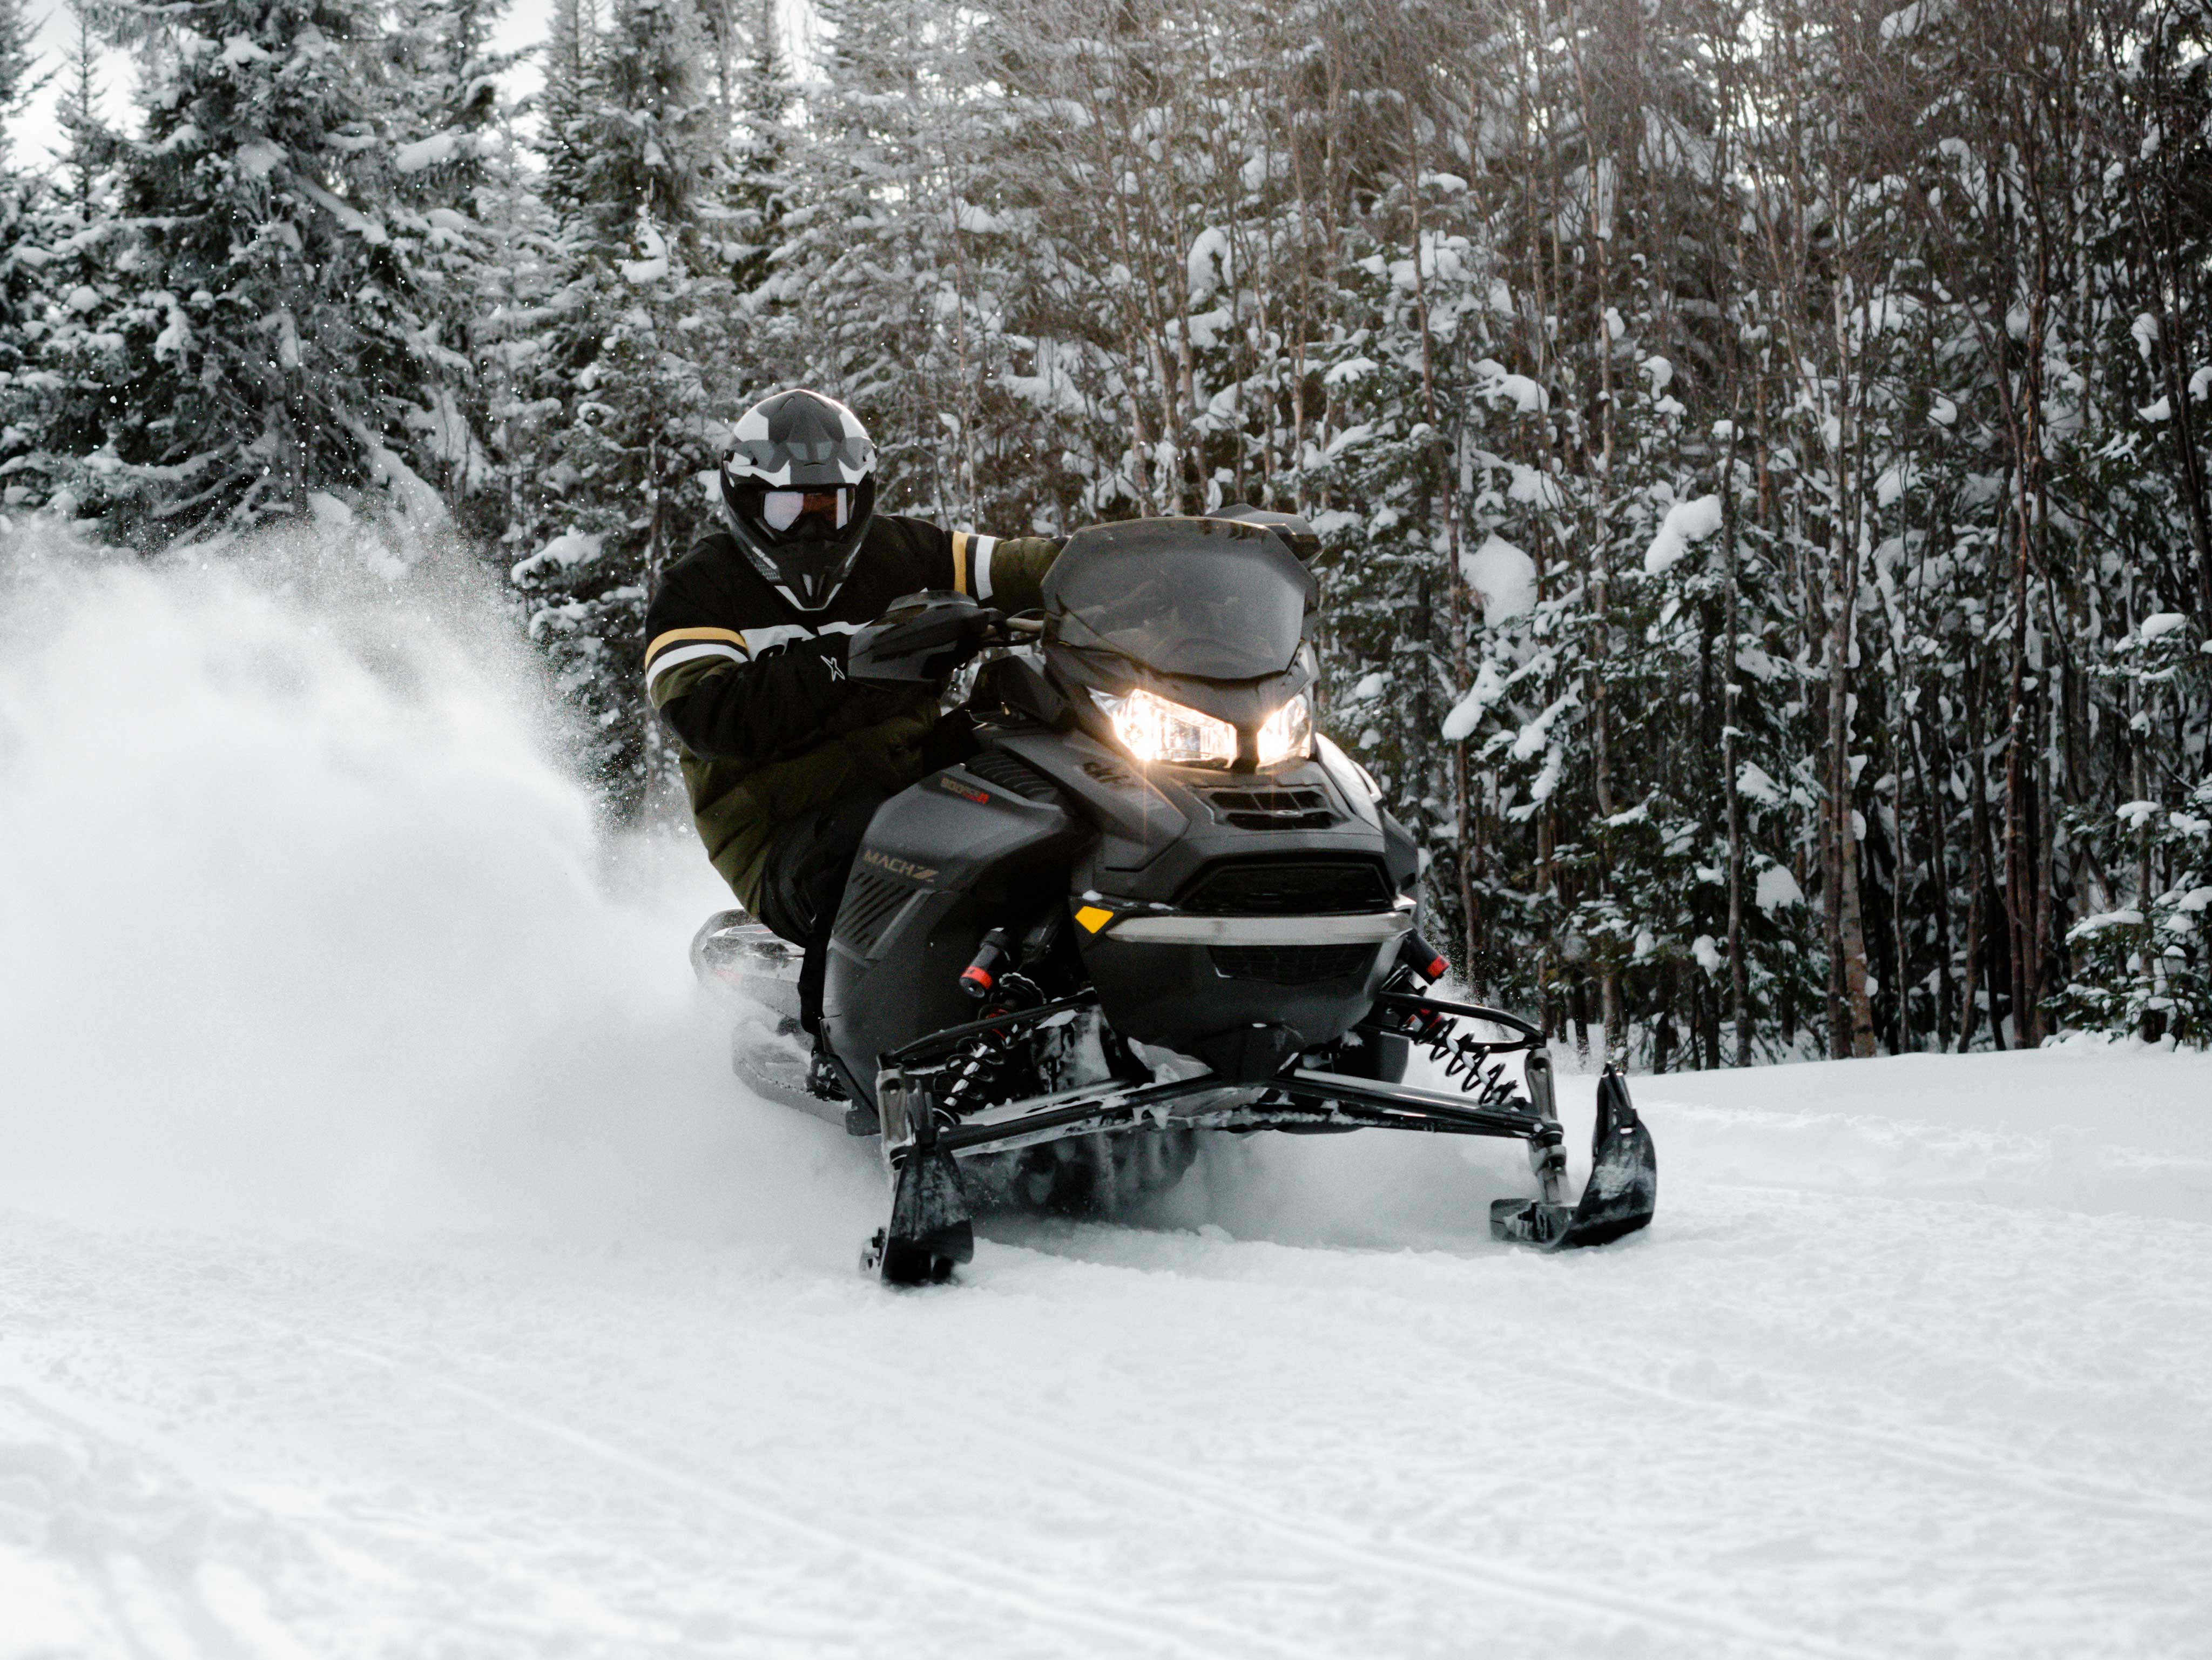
[719,389,879,611]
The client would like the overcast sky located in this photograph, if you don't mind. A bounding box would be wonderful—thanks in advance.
[8,0,811,176]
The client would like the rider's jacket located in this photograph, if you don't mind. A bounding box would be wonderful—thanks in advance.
[644,515,1062,910]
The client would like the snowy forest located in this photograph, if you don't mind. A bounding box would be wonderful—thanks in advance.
[0,0,2207,1065]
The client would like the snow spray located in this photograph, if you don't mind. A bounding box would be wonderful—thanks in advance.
[0,524,878,1251]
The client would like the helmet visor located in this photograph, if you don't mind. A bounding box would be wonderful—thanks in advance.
[758,488,855,537]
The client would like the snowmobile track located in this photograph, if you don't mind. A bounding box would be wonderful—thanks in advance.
[424,1252,1879,1657]
[1539,1354,2212,1528]
[0,1381,326,1660]
[717,1291,1887,1660]
[309,1334,1324,1660]
[6,1056,2212,1658]
[258,1274,1872,1660]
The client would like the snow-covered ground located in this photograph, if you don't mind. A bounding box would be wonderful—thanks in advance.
[4,538,2210,1658]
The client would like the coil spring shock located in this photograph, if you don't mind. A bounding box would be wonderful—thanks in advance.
[1399,1007,1525,1108]
[930,975,1043,1123]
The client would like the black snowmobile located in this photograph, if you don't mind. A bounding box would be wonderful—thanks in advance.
[690,512,1656,1283]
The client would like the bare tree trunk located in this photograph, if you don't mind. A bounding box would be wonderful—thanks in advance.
[1566,31,1622,1062]
[1910,696,1953,1049]
[1722,414,1750,1066]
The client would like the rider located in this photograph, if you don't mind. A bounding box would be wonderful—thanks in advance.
[644,388,1063,1066]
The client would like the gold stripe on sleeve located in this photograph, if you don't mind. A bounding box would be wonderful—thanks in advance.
[644,627,749,668]
[953,532,970,596]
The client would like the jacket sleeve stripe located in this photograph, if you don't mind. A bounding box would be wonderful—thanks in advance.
[645,626,750,670]
[645,640,746,692]
[973,535,999,601]
[952,532,970,596]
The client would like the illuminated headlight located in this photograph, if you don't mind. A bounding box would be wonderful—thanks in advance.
[1091,687,1237,767]
[1256,693,1314,767]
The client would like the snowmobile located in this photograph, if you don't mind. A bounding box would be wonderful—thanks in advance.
[690,511,1656,1284]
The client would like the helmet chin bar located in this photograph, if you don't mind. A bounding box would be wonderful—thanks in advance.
[777,577,835,612]
[726,505,859,612]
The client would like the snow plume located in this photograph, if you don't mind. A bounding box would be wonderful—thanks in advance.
[0,526,878,1252]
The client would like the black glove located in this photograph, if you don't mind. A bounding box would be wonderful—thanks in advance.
[849,595,999,684]
[660,631,853,762]
[765,630,851,682]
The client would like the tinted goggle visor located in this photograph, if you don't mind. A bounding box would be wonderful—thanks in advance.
[756,487,854,536]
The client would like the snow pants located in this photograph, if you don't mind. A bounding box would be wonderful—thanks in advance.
[755,787,889,1034]
[753,715,978,1033]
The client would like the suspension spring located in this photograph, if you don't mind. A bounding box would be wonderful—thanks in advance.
[1395,1009,1526,1108]
[930,975,1044,1122]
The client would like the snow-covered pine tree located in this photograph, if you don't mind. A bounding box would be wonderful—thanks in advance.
[371,0,525,530]
[11,55,119,514]
[0,0,55,510]
[509,0,739,811]
[51,5,117,209]
[0,0,39,148]
[725,0,790,297]
[45,0,447,545]
[535,0,597,220]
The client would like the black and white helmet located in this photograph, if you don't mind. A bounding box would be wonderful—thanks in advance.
[719,389,879,611]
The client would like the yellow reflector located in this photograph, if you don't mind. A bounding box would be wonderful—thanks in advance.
[1074,905,1115,934]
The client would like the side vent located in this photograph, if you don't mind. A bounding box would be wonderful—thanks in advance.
[960,747,1062,803]
[834,865,916,955]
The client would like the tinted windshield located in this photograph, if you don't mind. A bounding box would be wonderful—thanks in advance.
[1044,519,1315,680]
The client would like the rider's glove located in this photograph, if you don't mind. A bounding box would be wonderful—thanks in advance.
[851,599,1000,685]
[768,630,849,682]
[669,631,854,762]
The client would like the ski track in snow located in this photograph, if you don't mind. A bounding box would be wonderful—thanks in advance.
[3,543,2211,1656]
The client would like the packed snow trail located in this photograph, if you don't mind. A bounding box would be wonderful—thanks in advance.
[3,535,2210,1657]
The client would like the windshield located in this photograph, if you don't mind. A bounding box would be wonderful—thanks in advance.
[1043,519,1315,680]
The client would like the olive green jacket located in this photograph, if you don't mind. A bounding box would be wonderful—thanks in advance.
[643,516,1060,909]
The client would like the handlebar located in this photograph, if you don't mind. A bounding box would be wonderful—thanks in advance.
[849,598,1044,684]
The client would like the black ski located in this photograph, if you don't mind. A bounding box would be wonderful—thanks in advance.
[1489,1067,1657,1250]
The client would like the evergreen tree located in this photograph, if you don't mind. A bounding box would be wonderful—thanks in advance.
[51,5,118,210]
[49,0,447,545]
[371,0,525,525]
[2,9,118,514]
[0,0,51,509]
[0,0,44,156]
[536,0,597,219]
[726,0,790,295]
[511,0,738,809]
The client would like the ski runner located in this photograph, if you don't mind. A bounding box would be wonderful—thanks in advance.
[644,389,1063,1092]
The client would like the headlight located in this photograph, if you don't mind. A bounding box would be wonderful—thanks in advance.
[1091,687,1237,767]
[1256,693,1313,767]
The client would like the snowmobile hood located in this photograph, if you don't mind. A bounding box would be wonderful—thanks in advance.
[1043,518,1317,682]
